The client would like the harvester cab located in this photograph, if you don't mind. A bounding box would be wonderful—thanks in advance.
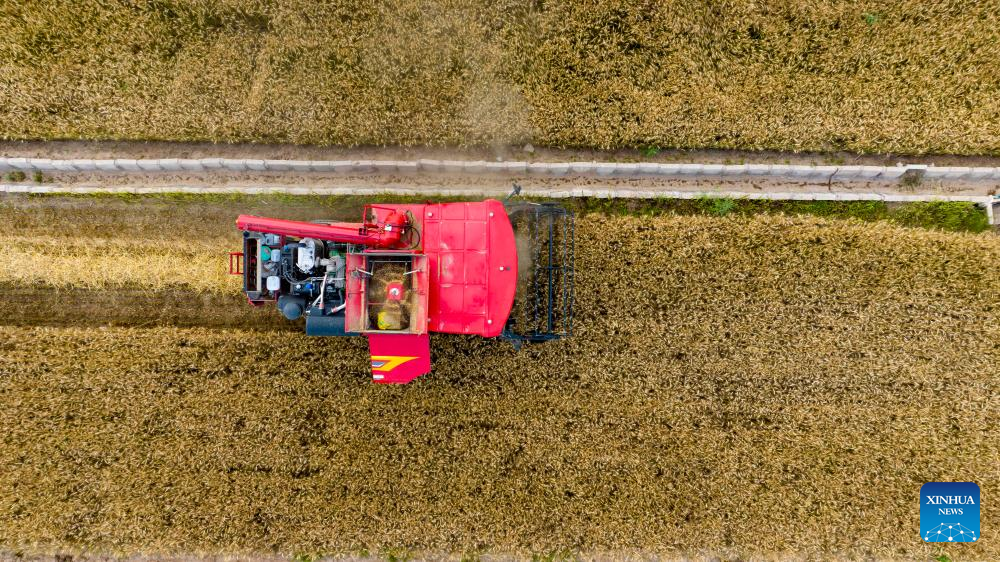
[232,199,573,383]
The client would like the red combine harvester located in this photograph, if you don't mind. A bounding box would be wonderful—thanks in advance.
[232,199,573,383]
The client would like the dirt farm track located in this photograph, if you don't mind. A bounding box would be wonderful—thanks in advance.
[0,194,998,560]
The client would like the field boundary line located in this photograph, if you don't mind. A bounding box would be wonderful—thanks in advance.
[2,182,996,224]
[3,157,1000,183]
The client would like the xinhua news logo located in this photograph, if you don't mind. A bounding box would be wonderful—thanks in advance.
[921,482,980,543]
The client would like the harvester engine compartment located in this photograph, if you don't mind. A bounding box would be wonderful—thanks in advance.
[242,231,351,336]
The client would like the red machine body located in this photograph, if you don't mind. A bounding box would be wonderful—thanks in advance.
[235,200,521,383]
[236,210,409,248]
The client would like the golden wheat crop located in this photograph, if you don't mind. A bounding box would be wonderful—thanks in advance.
[1,1,999,153]
[0,194,339,294]
[0,196,998,558]
[4,236,237,292]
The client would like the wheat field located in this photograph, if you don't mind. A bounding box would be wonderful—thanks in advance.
[1,1,999,153]
[0,195,997,559]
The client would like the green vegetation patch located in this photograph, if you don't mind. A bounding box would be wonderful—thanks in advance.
[13,192,994,233]
[571,197,992,233]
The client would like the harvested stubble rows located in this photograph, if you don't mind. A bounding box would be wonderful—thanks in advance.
[2,1,1000,154]
[1,195,999,559]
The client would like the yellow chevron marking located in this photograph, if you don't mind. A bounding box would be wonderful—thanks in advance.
[370,355,418,372]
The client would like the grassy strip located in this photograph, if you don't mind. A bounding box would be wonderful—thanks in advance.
[0,213,997,558]
[573,197,994,233]
[1,1,999,154]
[18,192,995,233]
